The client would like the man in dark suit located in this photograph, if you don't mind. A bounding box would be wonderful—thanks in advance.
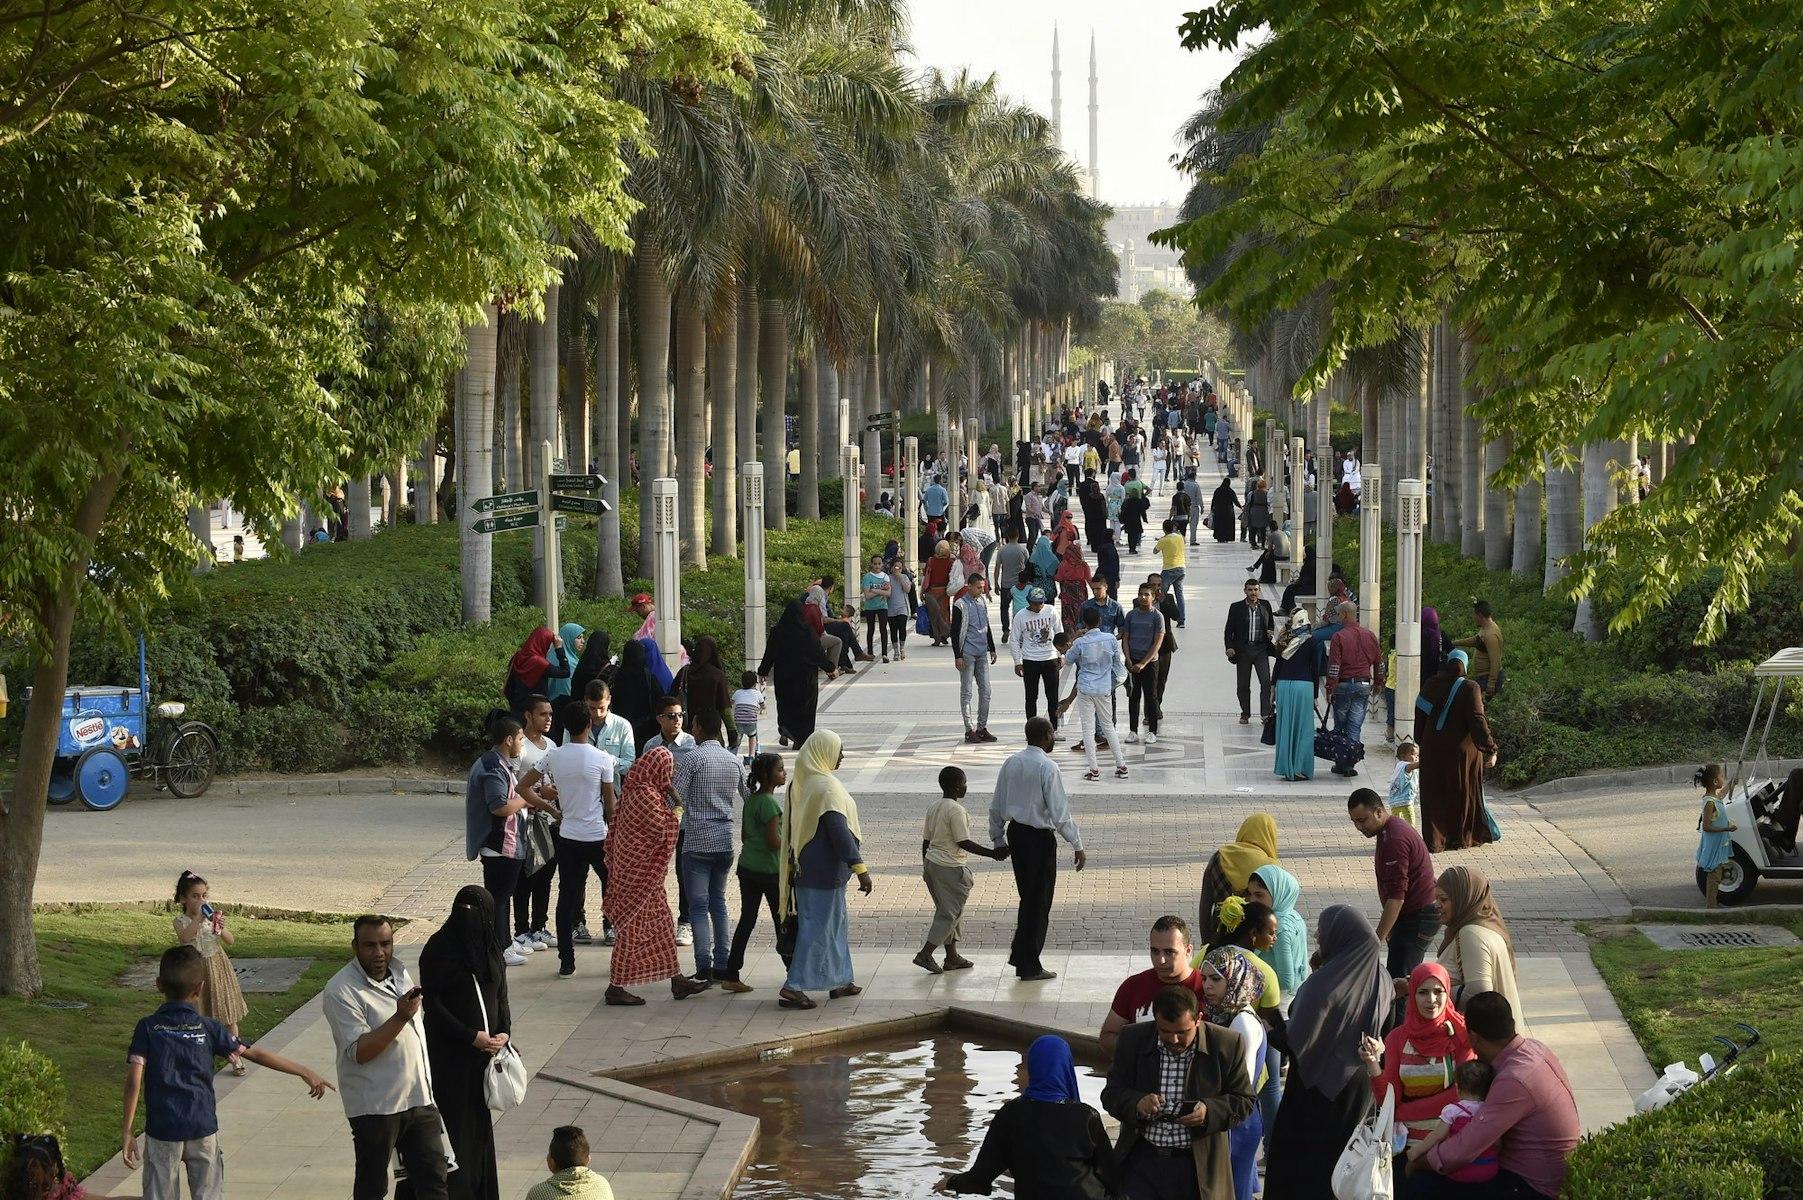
[1223,579,1277,724]
[1102,986,1256,1199]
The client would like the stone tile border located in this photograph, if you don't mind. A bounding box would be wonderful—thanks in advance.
[534,1071,760,1200]
[1511,758,1803,800]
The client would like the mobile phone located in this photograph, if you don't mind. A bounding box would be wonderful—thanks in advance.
[201,903,215,919]
[404,986,423,1000]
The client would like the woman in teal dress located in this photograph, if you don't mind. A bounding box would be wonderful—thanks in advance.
[1271,613,1319,781]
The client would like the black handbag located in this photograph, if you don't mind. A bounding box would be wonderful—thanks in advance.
[1260,712,1276,746]
[1313,702,1366,769]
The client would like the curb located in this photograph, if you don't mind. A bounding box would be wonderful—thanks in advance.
[1508,757,1803,801]
[207,776,461,797]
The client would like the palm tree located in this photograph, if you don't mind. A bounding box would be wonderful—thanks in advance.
[1573,440,1618,639]
[527,279,560,600]
[458,304,499,623]
[1484,432,1512,570]
[708,291,739,558]
[1543,447,1581,592]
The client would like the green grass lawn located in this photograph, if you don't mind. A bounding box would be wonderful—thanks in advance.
[4,905,358,1177]
[1587,912,1803,1070]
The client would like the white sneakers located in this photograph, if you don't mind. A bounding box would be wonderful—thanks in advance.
[1146,731,1158,744]
[503,947,529,967]
[675,921,694,946]
[530,928,556,950]
[1124,731,1140,743]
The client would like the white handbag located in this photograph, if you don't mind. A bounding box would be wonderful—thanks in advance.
[472,976,528,1112]
[1331,1082,1396,1200]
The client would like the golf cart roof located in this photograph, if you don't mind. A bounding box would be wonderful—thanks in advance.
[1753,647,1803,677]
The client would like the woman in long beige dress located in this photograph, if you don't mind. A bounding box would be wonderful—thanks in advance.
[174,870,248,1071]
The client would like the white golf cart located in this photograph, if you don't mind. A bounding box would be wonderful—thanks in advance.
[1706,647,1803,904]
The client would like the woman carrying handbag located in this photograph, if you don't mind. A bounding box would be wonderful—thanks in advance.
[420,885,516,1200]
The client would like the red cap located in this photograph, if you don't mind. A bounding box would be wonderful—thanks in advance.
[630,592,653,607]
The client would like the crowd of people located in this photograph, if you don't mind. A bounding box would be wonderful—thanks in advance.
[87,380,1576,1200]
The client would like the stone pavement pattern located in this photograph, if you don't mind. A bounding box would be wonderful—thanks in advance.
[65,441,1659,1198]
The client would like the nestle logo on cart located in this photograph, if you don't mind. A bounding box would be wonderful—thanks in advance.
[69,711,108,747]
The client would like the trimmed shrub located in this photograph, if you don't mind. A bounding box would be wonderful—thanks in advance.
[1562,1051,1803,1198]
[0,1041,67,1176]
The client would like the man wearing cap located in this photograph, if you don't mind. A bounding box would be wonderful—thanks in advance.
[1010,586,1064,733]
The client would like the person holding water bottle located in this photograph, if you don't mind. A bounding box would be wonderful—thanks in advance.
[173,871,249,1075]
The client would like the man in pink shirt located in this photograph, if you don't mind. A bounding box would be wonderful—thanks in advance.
[1326,600,1384,774]
[1404,992,1581,1199]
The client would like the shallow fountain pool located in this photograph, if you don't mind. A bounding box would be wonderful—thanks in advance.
[644,1028,1112,1198]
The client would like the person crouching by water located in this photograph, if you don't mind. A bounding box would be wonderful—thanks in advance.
[937,1035,1120,1198]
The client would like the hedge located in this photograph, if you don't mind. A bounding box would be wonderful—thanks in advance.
[1562,1050,1803,1197]
[7,493,900,774]
[0,1041,65,1176]
[1332,518,1803,788]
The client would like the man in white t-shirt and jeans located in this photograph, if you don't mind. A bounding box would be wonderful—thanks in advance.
[508,695,559,957]
[523,701,615,980]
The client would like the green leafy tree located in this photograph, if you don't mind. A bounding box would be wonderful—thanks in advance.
[0,0,752,995]
[1162,0,1803,639]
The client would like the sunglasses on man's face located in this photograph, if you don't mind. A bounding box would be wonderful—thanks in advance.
[660,711,684,721]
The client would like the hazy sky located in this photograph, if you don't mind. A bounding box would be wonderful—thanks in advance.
[903,1,1243,207]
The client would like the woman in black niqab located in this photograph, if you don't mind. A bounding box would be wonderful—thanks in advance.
[419,885,512,1200]
[757,600,836,747]
[610,637,659,749]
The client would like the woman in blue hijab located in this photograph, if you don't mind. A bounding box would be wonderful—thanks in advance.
[939,1035,1118,1197]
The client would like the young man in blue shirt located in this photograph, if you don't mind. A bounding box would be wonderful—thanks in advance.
[123,946,333,1198]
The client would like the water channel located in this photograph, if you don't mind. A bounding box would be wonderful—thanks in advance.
[645,1030,1112,1198]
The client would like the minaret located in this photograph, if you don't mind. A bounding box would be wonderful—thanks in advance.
[1050,25,1063,149]
[1087,33,1100,200]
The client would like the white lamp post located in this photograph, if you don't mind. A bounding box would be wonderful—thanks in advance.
[903,436,920,578]
[1289,434,1307,582]
[1360,464,1383,633]
[841,443,862,608]
[650,477,682,674]
[742,463,766,672]
[1395,478,1427,732]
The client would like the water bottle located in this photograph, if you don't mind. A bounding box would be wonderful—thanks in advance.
[1392,1123,1410,1155]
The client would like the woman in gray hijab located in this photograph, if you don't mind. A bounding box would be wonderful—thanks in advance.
[1261,905,1391,1199]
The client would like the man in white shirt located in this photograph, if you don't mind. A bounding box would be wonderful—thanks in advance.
[527,701,614,979]
[990,718,1087,982]
[507,696,558,957]
[1010,587,1064,732]
[322,916,450,1199]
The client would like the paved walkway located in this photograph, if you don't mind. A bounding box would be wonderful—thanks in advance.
[64,444,1658,1198]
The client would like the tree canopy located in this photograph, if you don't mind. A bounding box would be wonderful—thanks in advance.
[1081,290,1231,379]
[1161,0,1803,638]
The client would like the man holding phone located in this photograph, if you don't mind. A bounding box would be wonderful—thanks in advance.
[322,915,450,1199]
[1101,986,1256,1199]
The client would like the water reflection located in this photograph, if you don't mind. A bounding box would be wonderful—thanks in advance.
[647,1032,1109,1198]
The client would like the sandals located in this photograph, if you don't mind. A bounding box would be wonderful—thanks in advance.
[778,988,817,1009]
[943,954,975,971]
[829,984,864,999]
[913,950,944,975]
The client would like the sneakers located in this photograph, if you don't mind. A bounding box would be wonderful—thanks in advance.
[675,921,694,946]
[600,921,617,947]
[1115,765,1130,778]
[1145,731,1158,745]
[1084,768,1101,781]
[1124,731,1140,744]
[531,929,556,949]
[512,933,543,954]
[975,729,998,743]
[558,964,576,978]
[572,923,593,945]
[503,947,530,967]
[965,729,982,743]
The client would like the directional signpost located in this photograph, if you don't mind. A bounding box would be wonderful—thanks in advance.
[471,489,537,514]
[550,473,603,492]
[472,510,539,534]
[550,494,607,517]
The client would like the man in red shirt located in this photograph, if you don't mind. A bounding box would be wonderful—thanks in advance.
[1099,915,1207,1057]
[1326,600,1385,776]
[1405,992,1581,1199]
[1349,787,1441,998]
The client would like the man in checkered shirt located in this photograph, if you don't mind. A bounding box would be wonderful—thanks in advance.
[1101,985,1257,1198]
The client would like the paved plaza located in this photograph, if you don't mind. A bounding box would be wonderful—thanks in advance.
[55,453,1668,1198]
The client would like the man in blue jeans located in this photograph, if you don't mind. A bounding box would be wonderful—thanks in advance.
[671,710,746,986]
[1326,601,1383,777]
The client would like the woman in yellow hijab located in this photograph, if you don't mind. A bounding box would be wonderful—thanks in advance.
[1198,813,1279,934]
[778,730,873,1009]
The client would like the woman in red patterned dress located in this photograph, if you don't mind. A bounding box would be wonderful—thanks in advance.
[602,747,708,1005]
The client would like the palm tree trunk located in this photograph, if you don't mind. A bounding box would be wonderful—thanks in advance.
[1430,316,1458,543]
[528,281,560,606]
[459,304,499,624]
[1484,432,1511,569]
[594,288,625,597]
[818,351,840,480]
[1314,379,1332,603]
[495,312,526,490]
[709,295,738,558]
[617,301,633,502]
[1543,447,1580,593]
[797,346,821,519]
[565,298,589,475]
[736,278,759,486]
[673,287,707,568]
[348,477,373,539]
[1573,440,1617,639]
[634,233,673,569]
[758,295,788,531]
[1458,333,1484,557]
[385,459,406,527]
[1512,462,1542,578]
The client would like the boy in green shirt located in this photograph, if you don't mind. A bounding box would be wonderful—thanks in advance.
[526,1126,614,1200]
[719,753,786,992]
